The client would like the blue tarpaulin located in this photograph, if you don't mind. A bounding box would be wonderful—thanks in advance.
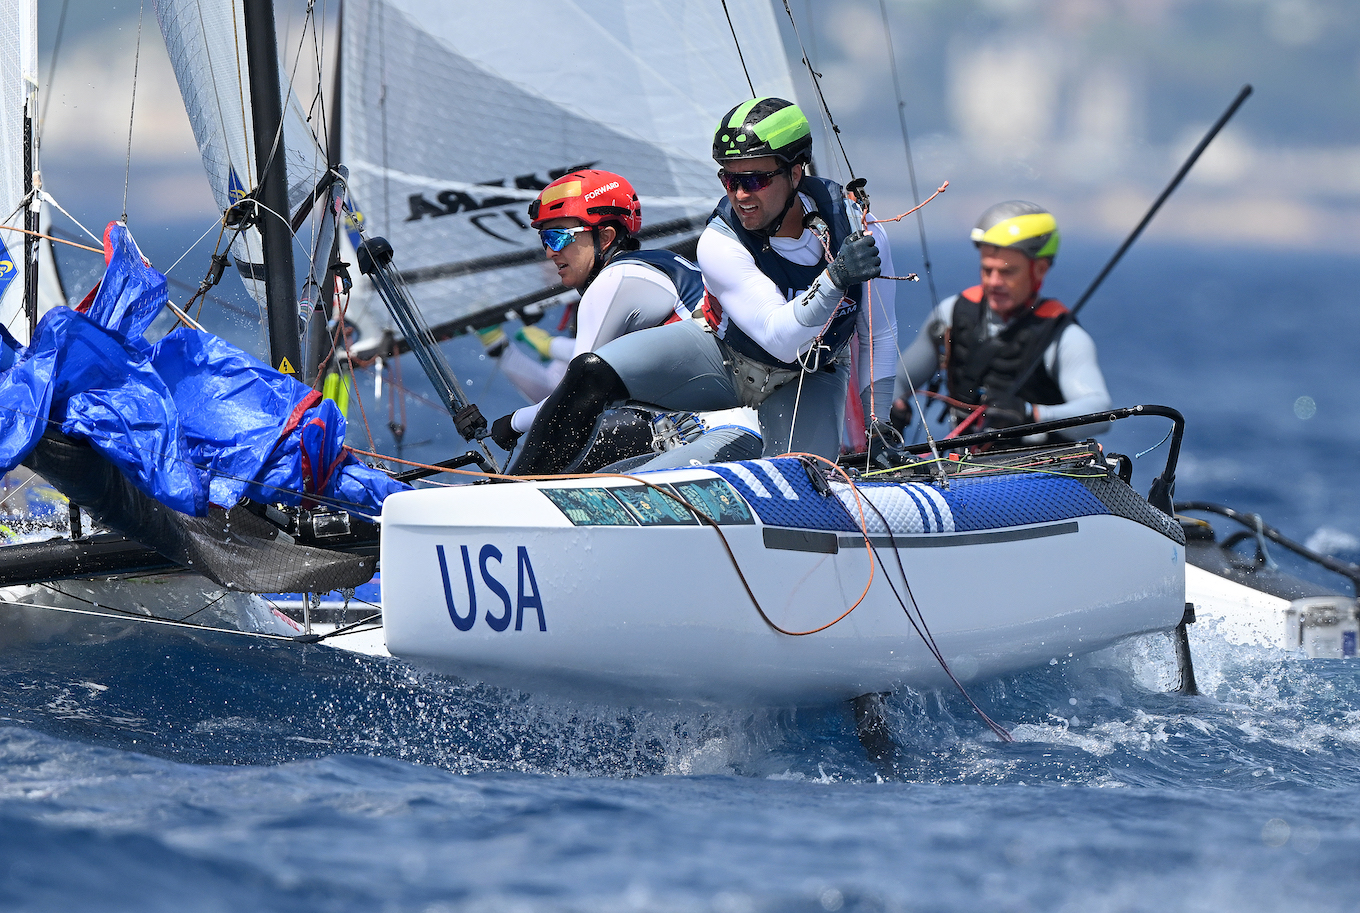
[0,222,408,516]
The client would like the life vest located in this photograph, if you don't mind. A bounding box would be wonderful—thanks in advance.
[610,248,706,323]
[703,176,863,370]
[945,286,1069,407]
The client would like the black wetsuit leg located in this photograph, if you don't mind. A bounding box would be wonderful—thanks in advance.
[507,353,631,475]
[568,407,657,473]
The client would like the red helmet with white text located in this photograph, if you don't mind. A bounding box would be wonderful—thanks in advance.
[527,170,642,235]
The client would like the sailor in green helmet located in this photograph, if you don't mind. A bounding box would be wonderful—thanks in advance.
[505,97,901,474]
[891,201,1110,435]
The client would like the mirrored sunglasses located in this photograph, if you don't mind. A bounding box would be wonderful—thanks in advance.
[538,226,592,252]
[717,167,787,194]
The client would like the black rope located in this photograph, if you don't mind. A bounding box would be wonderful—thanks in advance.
[857,489,1013,742]
[720,0,755,96]
[780,0,854,179]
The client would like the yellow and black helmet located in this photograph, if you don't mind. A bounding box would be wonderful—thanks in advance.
[970,201,1060,262]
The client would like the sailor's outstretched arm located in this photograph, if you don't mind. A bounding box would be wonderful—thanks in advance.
[697,224,848,364]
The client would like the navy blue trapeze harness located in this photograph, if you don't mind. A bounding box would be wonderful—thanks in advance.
[704,175,864,371]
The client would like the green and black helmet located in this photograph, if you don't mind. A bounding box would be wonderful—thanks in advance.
[712,97,813,165]
[970,201,1060,262]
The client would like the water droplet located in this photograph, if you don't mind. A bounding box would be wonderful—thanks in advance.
[1293,824,1321,855]
[1262,818,1290,847]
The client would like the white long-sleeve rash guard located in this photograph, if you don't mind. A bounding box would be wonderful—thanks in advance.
[509,260,687,433]
[696,198,898,402]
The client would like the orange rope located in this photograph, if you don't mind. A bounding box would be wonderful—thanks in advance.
[771,451,877,635]
[865,181,949,226]
[0,224,102,254]
[347,444,879,638]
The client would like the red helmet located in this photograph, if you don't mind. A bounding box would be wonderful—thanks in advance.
[528,170,642,234]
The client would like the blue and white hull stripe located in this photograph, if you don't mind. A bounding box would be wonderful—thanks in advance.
[710,458,1111,535]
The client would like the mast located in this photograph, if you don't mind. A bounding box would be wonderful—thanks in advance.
[242,0,301,376]
[22,96,36,336]
[306,2,347,386]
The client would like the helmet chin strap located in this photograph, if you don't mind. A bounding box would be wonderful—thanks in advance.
[581,227,623,292]
[753,169,803,247]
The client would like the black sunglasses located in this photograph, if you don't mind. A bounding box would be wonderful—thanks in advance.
[717,166,788,193]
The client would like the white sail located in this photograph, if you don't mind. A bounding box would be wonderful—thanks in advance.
[0,0,36,341]
[339,0,797,354]
[155,0,332,324]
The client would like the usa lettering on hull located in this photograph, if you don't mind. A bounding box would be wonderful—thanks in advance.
[436,544,545,632]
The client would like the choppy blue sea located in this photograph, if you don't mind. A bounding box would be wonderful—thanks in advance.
[2,240,1359,912]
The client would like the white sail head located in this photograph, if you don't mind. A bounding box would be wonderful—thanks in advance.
[339,0,796,355]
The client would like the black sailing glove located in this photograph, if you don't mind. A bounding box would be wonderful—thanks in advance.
[825,231,882,290]
[490,414,523,451]
[981,394,1033,431]
[889,397,913,433]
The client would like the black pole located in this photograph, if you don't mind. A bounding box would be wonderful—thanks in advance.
[1069,84,1253,316]
[22,101,38,336]
[1000,85,1253,403]
[306,0,347,387]
[243,0,301,377]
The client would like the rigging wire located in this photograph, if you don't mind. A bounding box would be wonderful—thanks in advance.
[377,2,391,234]
[720,0,755,96]
[0,596,312,643]
[121,0,146,224]
[39,581,235,628]
[40,190,102,245]
[36,0,70,153]
[779,0,854,179]
[227,0,270,340]
[875,0,938,310]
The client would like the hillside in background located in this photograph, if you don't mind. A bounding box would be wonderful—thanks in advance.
[34,0,1359,268]
[782,0,1360,254]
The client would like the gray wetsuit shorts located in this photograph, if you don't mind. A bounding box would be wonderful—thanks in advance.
[592,317,849,462]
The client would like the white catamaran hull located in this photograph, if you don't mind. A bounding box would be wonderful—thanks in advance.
[381,459,1186,705]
